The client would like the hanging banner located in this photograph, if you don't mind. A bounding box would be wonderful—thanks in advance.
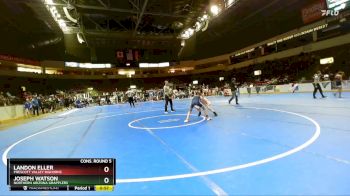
[0,54,39,65]
[301,0,327,24]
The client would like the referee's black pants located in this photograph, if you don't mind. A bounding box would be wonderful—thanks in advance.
[313,83,325,98]
[229,90,238,104]
[128,97,135,107]
[165,96,174,112]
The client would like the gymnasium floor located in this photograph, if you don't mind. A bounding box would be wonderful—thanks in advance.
[1,93,350,195]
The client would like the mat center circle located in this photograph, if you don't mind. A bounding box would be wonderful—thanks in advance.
[128,114,206,130]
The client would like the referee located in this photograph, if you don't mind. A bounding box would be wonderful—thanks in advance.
[313,71,326,99]
[163,80,175,114]
[228,78,239,105]
[126,88,135,108]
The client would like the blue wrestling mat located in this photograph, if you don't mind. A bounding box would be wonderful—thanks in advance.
[1,93,350,195]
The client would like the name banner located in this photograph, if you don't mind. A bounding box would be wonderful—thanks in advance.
[7,158,116,192]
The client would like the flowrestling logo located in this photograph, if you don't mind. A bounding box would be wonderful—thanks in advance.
[321,9,340,16]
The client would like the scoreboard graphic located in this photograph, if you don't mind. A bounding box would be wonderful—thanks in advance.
[326,0,350,11]
[7,158,116,191]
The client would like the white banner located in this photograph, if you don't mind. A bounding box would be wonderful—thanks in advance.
[239,80,350,94]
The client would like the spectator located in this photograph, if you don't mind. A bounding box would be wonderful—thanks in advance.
[31,96,39,116]
[24,99,31,117]
[38,96,44,114]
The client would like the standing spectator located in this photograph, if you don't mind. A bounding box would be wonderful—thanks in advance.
[31,96,39,116]
[24,99,31,117]
[75,99,82,108]
[64,96,70,110]
[43,98,50,113]
[48,97,54,112]
[106,95,111,105]
[333,71,344,98]
[215,86,219,96]
[256,85,261,95]
[38,96,44,114]
[0,92,6,106]
[247,83,252,96]
[97,97,101,106]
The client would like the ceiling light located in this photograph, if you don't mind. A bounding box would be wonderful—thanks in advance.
[210,5,220,16]
[59,22,66,28]
[45,0,54,4]
[139,63,148,68]
[50,7,56,13]
[44,2,72,33]
[118,70,135,75]
[180,30,190,39]
[186,28,194,36]
[202,14,208,20]
[58,19,67,28]
[159,62,170,67]
[181,40,185,47]
[226,0,235,8]
[77,33,85,44]
[63,6,78,23]
[195,21,202,32]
